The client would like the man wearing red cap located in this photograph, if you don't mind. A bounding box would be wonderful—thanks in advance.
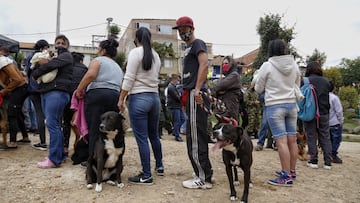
[173,16,213,189]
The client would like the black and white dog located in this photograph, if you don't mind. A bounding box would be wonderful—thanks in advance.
[86,111,125,192]
[212,123,253,203]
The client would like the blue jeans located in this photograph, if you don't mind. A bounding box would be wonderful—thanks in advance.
[169,107,185,137]
[129,92,163,178]
[330,124,342,156]
[265,103,297,139]
[42,90,70,165]
[257,107,269,146]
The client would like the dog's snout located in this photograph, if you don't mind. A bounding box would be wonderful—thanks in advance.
[99,123,105,131]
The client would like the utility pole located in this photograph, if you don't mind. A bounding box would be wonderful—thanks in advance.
[106,17,113,39]
[56,0,61,36]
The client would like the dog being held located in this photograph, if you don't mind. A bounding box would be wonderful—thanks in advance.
[86,111,125,192]
[212,123,253,203]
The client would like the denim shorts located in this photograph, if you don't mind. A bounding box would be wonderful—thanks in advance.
[265,103,297,139]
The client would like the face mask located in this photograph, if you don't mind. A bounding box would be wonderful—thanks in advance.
[55,46,67,55]
[222,64,230,74]
[180,31,193,42]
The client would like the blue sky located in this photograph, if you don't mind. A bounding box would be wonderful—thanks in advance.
[1,0,359,67]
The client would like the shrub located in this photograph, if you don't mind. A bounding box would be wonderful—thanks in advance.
[339,86,358,109]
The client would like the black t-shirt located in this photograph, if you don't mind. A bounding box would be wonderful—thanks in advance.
[182,39,207,90]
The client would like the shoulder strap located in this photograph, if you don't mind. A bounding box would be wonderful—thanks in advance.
[303,77,309,85]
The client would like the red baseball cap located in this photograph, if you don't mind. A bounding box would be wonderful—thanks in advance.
[172,16,194,29]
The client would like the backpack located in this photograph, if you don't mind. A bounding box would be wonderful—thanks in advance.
[297,77,320,121]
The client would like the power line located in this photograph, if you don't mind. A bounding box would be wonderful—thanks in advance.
[4,23,106,36]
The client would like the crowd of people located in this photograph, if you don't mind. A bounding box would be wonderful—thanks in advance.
[0,16,345,192]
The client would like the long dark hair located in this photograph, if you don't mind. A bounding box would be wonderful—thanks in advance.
[99,38,119,58]
[268,39,289,57]
[135,27,153,71]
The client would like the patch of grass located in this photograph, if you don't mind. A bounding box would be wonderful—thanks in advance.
[342,137,360,142]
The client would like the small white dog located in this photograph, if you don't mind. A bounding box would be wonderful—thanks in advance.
[30,50,58,84]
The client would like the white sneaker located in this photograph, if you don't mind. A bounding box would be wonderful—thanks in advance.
[307,162,319,169]
[323,165,332,170]
[182,177,212,189]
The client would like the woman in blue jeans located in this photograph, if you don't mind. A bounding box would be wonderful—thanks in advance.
[32,35,74,168]
[118,27,163,185]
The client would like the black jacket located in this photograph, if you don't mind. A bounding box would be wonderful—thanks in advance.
[307,74,331,115]
[214,70,241,119]
[69,62,88,94]
[32,51,73,93]
[166,82,181,108]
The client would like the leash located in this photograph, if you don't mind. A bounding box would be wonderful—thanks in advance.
[199,90,238,126]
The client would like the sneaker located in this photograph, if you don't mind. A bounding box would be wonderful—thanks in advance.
[268,171,293,187]
[307,160,319,169]
[32,143,47,151]
[275,170,296,179]
[156,167,164,176]
[175,136,183,142]
[182,177,212,189]
[332,156,343,164]
[80,161,88,168]
[0,144,8,150]
[128,172,153,185]
[323,164,332,170]
[255,144,263,151]
[37,157,57,169]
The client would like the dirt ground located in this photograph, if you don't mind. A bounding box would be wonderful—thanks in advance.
[0,132,359,203]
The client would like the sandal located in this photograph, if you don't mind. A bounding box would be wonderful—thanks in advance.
[7,143,18,149]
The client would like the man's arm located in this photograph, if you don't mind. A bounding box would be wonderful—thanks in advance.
[194,51,208,104]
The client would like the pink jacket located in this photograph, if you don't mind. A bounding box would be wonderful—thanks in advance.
[70,90,88,137]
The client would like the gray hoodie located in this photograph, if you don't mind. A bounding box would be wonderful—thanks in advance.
[254,55,302,106]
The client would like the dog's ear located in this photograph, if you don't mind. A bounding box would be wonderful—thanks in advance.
[236,126,243,135]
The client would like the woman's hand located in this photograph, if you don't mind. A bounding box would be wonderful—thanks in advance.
[76,90,84,99]
[118,99,125,113]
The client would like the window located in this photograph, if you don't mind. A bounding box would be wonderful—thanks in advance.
[135,22,150,29]
[162,59,173,68]
[156,25,172,35]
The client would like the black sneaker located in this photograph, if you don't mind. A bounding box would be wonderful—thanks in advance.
[0,145,8,150]
[156,167,164,176]
[332,156,343,164]
[80,161,88,168]
[175,136,183,142]
[128,172,153,185]
[32,143,47,151]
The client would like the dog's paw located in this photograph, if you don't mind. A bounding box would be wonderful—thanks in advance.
[95,183,102,193]
[249,182,253,188]
[234,181,240,186]
[106,180,116,186]
[86,184,92,190]
[230,196,238,201]
[117,182,125,188]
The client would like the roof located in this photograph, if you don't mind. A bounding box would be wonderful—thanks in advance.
[0,34,19,53]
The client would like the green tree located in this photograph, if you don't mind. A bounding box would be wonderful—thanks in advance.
[339,86,358,109]
[253,13,297,69]
[10,52,24,68]
[323,68,343,87]
[152,41,175,59]
[306,49,327,67]
[114,52,126,70]
[338,57,360,87]
[109,25,121,39]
